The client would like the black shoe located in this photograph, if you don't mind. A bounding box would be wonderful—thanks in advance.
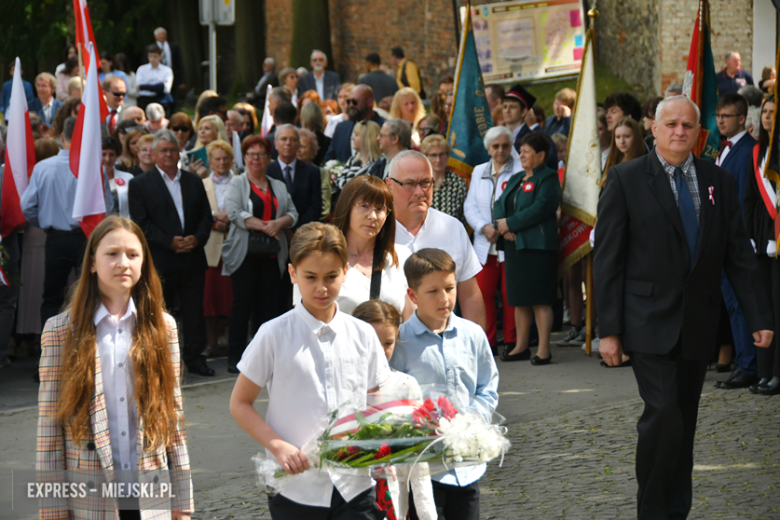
[715,362,733,373]
[600,358,632,368]
[749,377,771,394]
[227,365,240,374]
[715,368,759,389]
[757,377,780,395]
[188,360,216,377]
[530,354,552,366]
[501,346,531,362]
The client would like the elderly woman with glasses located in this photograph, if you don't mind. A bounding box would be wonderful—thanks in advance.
[464,126,522,354]
[422,134,466,223]
[222,136,298,373]
[295,175,414,319]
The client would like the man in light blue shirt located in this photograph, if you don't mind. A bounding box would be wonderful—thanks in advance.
[21,116,114,326]
[390,248,499,520]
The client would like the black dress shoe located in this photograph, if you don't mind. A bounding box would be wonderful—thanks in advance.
[188,360,216,377]
[227,365,240,374]
[757,377,780,395]
[501,346,531,362]
[530,354,552,366]
[715,369,759,389]
[749,377,771,394]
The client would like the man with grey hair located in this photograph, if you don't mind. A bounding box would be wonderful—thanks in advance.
[386,150,486,329]
[664,83,683,97]
[370,119,411,178]
[716,51,754,96]
[128,129,215,376]
[145,102,168,133]
[152,26,186,92]
[595,94,771,519]
[21,116,114,327]
[297,50,341,100]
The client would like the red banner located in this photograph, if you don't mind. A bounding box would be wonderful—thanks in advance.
[558,213,592,279]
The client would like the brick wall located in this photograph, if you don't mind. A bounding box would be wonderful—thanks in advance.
[265,0,293,71]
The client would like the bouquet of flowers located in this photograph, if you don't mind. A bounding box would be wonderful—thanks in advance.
[254,389,510,493]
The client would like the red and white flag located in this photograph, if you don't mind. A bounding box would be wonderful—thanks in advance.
[261,84,273,137]
[73,0,100,73]
[71,43,107,237]
[0,57,36,238]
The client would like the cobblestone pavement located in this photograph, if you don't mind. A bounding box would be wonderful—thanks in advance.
[190,389,779,520]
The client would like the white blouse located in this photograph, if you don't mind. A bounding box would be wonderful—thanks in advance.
[293,244,412,316]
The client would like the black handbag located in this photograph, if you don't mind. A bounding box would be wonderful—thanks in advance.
[369,245,383,300]
[247,182,281,258]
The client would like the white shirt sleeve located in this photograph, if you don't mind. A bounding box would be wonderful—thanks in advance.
[457,225,483,282]
[236,323,275,388]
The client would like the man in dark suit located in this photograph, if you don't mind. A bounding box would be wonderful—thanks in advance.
[246,58,279,108]
[594,95,773,520]
[323,84,385,163]
[153,27,186,91]
[713,93,761,389]
[28,73,62,126]
[267,124,322,228]
[297,50,341,101]
[267,101,297,161]
[128,130,215,377]
[358,53,398,103]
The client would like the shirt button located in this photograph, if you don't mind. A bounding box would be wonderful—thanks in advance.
[120,397,125,402]
[121,431,126,436]
[118,329,123,334]
[124,464,129,469]
[118,362,123,368]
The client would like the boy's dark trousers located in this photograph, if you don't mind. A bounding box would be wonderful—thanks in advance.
[409,480,480,520]
[268,486,383,520]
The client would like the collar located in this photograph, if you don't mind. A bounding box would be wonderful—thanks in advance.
[487,156,515,178]
[294,301,342,337]
[210,171,232,184]
[396,209,430,237]
[655,148,694,175]
[408,311,455,336]
[41,98,53,109]
[157,165,181,182]
[278,158,297,171]
[511,123,526,140]
[93,297,137,326]
[726,129,748,147]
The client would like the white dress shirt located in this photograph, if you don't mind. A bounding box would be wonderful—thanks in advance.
[292,244,412,315]
[716,129,748,166]
[237,303,391,507]
[94,298,138,474]
[136,63,173,97]
[158,166,185,229]
[314,73,325,100]
[395,208,482,283]
[41,98,54,124]
[157,40,172,68]
[511,124,527,144]
[601,146,610,171]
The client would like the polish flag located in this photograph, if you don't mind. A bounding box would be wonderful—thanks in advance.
[261,84,273,137]
[0,57,36,238]
[71,43,107,237]
[73,0,100,73]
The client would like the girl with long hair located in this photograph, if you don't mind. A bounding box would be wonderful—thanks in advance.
[601,117,648,188]
[37,216,193,519]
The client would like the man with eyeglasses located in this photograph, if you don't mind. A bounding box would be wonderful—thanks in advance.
[712,92,761,391]
[323,84,385,163]
[102,76,126,136]
[128,130,215,377]
[297,50,341,101]
[386,150,487,330]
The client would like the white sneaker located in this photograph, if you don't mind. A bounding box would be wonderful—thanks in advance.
[581,338,600,352]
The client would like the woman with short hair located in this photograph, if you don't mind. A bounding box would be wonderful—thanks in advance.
[300,102,331,165]
[389,87,427,146]
[278,67,299,106]
[187,115,228,177]
[168,112,195,152]
[464,126,521,353]
[422,134,466,222]
[134,134,157,175]
[494,131,561,365]
[222,136,298,373]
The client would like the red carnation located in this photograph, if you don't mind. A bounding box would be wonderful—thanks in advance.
[374,444,392,459]
[437,397,458,420]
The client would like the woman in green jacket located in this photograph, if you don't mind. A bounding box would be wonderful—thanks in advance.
[494,132,561,365]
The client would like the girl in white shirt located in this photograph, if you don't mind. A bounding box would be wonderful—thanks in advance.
[36,216,193,519]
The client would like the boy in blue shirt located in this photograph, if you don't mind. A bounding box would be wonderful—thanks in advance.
[230,222,390,519]
[390,248,499,520]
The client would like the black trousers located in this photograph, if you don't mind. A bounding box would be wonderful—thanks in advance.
[630,345,708,520]
[228,255,281,367]
[268,486,382,520]
[756,256,780,378]
[159,269,207,368]
[409,480,480,520]
[0,232,19,358]
[41,230,86,326]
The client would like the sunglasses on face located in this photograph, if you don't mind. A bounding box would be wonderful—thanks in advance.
[171,126,190,132]
[346,98,360,105]
[111,91,126,97]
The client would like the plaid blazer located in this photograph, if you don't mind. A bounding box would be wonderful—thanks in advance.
[36,311,194,520]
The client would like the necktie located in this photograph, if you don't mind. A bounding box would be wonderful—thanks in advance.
[674,167,699,270]
[718,140,733,154]
[283,165,293,193]
[108,110,118,134]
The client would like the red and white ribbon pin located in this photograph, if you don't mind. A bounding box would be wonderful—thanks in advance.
[708,186,714,205]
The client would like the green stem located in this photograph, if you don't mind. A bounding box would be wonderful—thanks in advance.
[350,441,436,468]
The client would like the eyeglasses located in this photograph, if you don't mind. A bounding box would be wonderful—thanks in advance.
[388,177,433,191]
[715,113,740,120]
[111,91,126,97]
[354,202,390,218]
[245,152,268,160]
[171,126,190,133]
[419,127,433,136]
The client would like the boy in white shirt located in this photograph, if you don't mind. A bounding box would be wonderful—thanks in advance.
[230,222,391,519]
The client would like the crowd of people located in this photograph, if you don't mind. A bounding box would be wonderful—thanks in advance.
[0,25,778,519]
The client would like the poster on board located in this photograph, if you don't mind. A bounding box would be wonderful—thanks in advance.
[466,0,586,84]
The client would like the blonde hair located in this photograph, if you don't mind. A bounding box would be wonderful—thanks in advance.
[420,134,450,155]
[206,138,234,158]
[35,72,57,90]
[555,88,577,109]
[353,120,381,163]
[301,102,326,133]
[67,76,85,96]
[136,133,155,147]
[390,88,427,130]
[289,222,348,267]
[194,115,228,150]
[194,89,218,126]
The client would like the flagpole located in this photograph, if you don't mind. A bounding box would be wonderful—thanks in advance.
[584,2,599,357]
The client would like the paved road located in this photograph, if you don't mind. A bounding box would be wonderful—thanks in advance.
[2,336,778,519]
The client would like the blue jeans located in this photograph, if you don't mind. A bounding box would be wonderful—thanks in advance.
[721,271,757,376]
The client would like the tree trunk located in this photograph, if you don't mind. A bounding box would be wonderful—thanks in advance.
[289,0,333,70]
[166,0,205,94]
[233,0,266,95]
